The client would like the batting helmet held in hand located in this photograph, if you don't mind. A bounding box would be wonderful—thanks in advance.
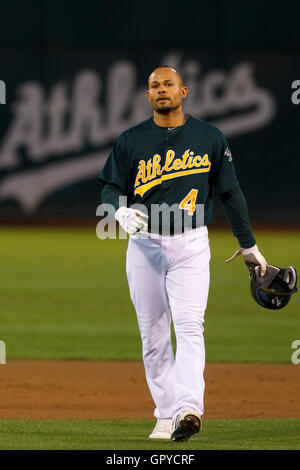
[251,265,298,310]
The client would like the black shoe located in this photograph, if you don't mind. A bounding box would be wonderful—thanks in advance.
[171,411,202,442]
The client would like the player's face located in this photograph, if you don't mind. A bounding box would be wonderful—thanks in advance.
[147,68,188,114]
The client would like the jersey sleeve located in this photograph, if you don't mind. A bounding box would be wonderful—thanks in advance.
[211,131,239,194]
[98,133,129,194]
[219,185,256,248]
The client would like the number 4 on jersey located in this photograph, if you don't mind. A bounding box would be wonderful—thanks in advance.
[179,189,198,216]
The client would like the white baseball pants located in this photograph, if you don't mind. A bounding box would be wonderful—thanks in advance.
[126,226,210,420]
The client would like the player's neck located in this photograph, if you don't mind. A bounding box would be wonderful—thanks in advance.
[153,108,186,128]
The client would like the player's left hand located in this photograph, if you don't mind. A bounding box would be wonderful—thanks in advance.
[225,244,267,277]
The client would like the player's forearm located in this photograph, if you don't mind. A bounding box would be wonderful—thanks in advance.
[219,185,256,249]
[101,183,126,211]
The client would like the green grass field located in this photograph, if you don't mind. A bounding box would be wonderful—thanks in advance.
[0,418,299,450]
[0,227,299,361]
[0,226,299,450]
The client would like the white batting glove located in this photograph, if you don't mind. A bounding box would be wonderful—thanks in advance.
[115,207,148,236]
[225,244,267,277]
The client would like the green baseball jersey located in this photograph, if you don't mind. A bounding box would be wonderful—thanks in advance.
[99,114,239,233]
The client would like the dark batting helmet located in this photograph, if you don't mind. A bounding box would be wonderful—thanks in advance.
[251,265,298,310]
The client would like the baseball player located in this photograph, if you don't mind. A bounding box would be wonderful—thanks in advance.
[99,66,267,442]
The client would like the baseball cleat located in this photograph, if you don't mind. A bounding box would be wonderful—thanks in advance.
[171,410,202,442]
[149,418,172,439]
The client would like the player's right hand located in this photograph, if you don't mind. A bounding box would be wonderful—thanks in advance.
[115,207,148,236]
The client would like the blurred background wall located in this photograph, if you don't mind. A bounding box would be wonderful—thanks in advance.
[0,0,299,224]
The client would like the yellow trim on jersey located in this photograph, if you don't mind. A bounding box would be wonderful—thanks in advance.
[134,149,211,197]
[134,168,210,197]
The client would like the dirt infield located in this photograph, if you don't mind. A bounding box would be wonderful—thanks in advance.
[0,361,299,420]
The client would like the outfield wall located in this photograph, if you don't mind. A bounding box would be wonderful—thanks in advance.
[0,1,299,223]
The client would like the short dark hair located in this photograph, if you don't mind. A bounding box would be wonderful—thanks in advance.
[148,66,184,86]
